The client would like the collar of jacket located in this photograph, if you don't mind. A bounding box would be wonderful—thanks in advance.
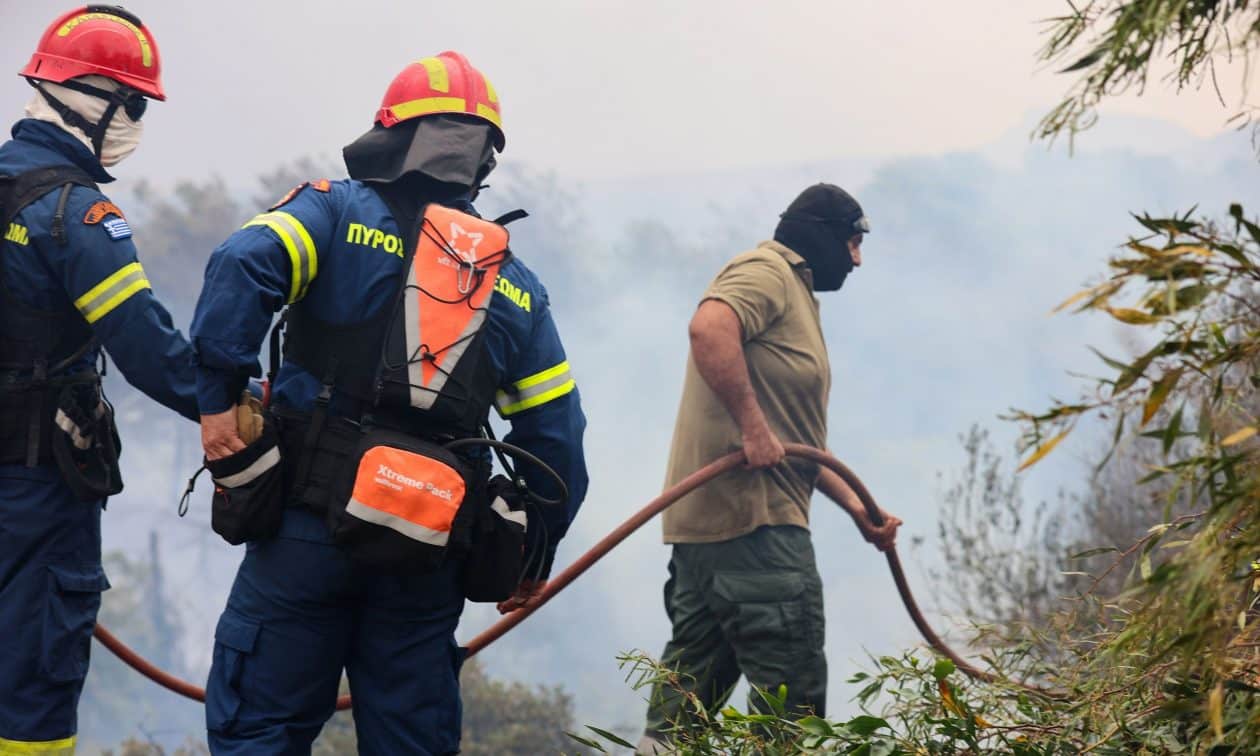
[9,118,114,183]
[759,238,815,290]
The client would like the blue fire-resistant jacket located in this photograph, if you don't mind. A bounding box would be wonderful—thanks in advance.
[190,178,588,569]
[0,119,198,421]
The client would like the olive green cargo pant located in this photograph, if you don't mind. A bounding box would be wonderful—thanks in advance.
[643,525,826,739]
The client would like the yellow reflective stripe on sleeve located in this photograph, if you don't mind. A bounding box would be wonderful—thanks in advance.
[243,210,317,303]
[73,261,150,324]
[389,96,467,122]
[0,734,76,755]
[496,361,576,416]
[515,360,570,391]
[274,211,319,286]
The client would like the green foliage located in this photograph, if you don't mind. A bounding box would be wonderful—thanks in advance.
[460,657,578,755]
[573,652,897,754]
[1003,206,1260,751]
[1036,0,1260,145]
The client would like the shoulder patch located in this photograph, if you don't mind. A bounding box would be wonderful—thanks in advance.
[101,217,132,240]
[84,201,125,225]
[269,179,332,211]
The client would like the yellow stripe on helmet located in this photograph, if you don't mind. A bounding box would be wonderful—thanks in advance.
[57,13,153,68]
[417,57,450,93]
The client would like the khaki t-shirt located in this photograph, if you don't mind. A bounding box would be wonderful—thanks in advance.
[661,240,831,544]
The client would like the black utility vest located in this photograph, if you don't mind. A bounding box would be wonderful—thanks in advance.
[0,166,100,466]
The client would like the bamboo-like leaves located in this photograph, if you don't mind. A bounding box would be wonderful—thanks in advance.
[1017,429,1069,472]
[1053,279,1123,313]
[1221,426,1257,447]
[1142,369,1183,426]
[1104,306,1161,325]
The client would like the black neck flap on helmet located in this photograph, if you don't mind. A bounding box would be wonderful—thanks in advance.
[773,183,869,292]
[343,113,497,201]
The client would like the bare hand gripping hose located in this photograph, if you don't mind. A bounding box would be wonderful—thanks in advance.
[92,444,1045,712]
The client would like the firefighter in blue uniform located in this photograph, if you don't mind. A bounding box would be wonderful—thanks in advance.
[0,7,198,754]
[192,52,588,754]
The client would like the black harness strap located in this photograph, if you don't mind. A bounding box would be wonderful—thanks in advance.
[1,166,97,229]
[51,182,76,245]
[492,209,529,226]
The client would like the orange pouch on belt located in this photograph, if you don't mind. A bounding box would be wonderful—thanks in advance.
[328,428,476,569]
[348,445,465,545]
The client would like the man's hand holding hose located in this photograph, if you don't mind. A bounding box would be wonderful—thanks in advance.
[817,465,901,551]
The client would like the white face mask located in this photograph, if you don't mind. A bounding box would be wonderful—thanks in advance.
[23,74,145,167]
[99,106,143,167]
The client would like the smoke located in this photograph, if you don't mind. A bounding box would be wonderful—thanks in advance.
[81,115,1257,745]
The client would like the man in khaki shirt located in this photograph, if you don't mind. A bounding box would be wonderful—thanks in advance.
[640,184,901,752]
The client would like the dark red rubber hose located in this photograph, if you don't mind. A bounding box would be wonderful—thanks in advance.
[93,444,1038,712]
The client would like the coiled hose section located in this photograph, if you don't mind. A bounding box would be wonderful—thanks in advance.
[92,444,1049,712]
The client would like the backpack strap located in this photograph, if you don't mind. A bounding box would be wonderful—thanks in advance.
[492,209,529,226]
[1,165,98,232]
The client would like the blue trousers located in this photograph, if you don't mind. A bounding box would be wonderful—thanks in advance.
[206,509,467,755]
[0,464,108,754]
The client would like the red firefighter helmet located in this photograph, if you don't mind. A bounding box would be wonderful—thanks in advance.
[20,5,165,101]
[376,51,504,150]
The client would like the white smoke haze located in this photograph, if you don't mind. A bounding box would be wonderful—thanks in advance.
[2,0,1255,750]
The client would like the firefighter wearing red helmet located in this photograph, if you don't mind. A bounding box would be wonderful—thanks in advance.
[191,51,587,753]
[0,6,198,754]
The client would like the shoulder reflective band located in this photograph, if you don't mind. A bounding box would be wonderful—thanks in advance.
[0,734,76,755]
[74,261,150,324]
[243,210,318,303]
[495,360,576,417]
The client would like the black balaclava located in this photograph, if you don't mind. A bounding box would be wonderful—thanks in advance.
[343,113,498,200]
[773,183,869,291]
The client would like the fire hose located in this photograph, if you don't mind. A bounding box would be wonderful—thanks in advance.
[92,443,1044,712]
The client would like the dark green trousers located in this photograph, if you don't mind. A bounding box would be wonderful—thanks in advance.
[644,525,827,738]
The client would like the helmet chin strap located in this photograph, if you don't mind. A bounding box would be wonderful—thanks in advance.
[29,80,124,160]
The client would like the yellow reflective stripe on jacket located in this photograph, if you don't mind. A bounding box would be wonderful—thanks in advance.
[73,261,150,324]
[243,210,318,303]
[0,734,76,755]
[496,361,576,416]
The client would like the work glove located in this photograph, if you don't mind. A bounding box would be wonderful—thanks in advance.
[235,389,264,445]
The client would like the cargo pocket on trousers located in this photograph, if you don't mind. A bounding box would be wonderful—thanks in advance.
[206,609,261,733]
[42,563,110,684]
[711,570,807,657]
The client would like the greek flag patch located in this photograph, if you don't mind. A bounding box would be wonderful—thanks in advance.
[102,218,132,240]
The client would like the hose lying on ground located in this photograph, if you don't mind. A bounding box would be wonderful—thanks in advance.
[92,444,1048,712]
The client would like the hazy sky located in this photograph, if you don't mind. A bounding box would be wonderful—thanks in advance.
[0,0,1249,182]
